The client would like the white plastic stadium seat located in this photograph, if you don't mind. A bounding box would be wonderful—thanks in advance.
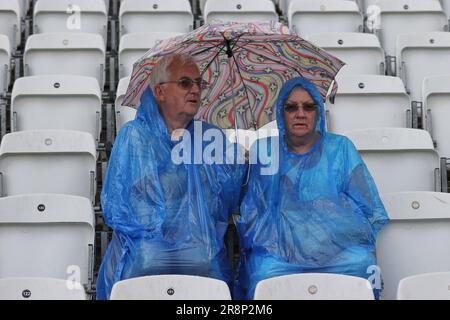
[33,0,108,45]
[0,0,21,50]
[326,75,410,133]
[115,76,136,134]
[423,75,450,158]
[0,130,97,202]
[0,35,11,97]
[377,191,450,299]
[204,0,278,24]
[0,278,87,300]
[11,75,102,144]
[306,33,385,75]
[345,128,440,193]
[0,194,95,288]
[110,275,231,300]
[397,272,450,300]
[119,0,193,36]
[370,0,447,58]
[253,273,374,300]
[288,0,363,37]
[24,33,106,89]
[442,0,450,20]
[118,32,182,79]
[397,32,450,101]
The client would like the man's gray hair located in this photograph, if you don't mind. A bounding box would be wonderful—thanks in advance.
[149,53,199,92]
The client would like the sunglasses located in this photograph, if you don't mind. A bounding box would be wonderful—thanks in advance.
[284,102,318,113]
[159,77,208,90]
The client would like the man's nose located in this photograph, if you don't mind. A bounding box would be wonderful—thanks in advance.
[190,82,201,93]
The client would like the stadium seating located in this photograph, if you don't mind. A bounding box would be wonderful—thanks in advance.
[422,75,450,158]
[345,128,441,193]
[24,33,106,89]
[0,35,10,98]
[0,194,95,289]
[110,275,231,300]
[288,0,363,37]
[0,277,87,300]
[119,0,194,36]
[326,75,411,133]
[397,272,450,300]
[0,130,97,202]
[33,0,108,45]
[115,76,136,134]
[11,75,102,144]
[253,273,374,300]
[0,0,21,51]
[377,191,450,299]
[204,0,278,24]
[306,32,385,75]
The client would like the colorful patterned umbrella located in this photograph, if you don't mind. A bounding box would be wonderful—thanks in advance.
[122,21,345,130]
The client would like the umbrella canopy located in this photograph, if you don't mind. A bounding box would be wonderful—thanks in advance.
[122,21,345,130]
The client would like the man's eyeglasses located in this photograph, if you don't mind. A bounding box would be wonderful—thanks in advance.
[159,77,208,90]
[284,102,318,113]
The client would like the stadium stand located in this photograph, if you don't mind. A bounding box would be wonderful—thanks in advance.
[0,0,449,300]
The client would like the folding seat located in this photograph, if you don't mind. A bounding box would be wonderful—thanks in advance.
[370,0,447,60]
[326,75,411,134]
[118,32,182,79]
[306,32,385,75]
[204,0,278,24]
[0,278,87,300]
[0,130,97,202]
[0,35,11,97]
[115,76,136,134]
[423,75,450,158]
[288,0,363,37]
[345,128,441,193]
[0,0,21,50]
[119,0,193,37]
[24,33,106,89]
[11,75,102,144]
[253,273,374,300]
[396,32,450,101]
[397,272,450,300]
[0,194,95,289]
[33,0,108,45]
[110,275,231,300]
[377,191,450,299]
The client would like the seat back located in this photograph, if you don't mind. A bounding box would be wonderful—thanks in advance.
[115,76,137,134]
[204,0,278,24]
[0,35,11,96]
[0,0,21,49]
[397,272,450,300]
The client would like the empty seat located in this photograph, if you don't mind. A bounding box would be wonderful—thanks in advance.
[377,191,450,299]
[0,194,95,288]
[397,272,450,300]
[253,273,374,300]
[442,0,450,19]
[0,277,87,300]
[118,32,182,79]
[204,0,278,24]
[110,275,231,300]
[397,32,450,101]
[423,75,450,158]
[0,130,97,202]
[326,75,411,133]
[24,33,106,89]
[306,32,385,75]
[119,0,193,36]
[33,0,108,45]
[288,0,363,37]
[371,0,447,58]
[11,75,102,144]
[115,76,136,134]
[0,35,11,97]
[345,128,440,193]
[0,0,21,50]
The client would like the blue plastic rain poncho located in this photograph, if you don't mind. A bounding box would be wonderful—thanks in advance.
[234,78,389,299]
[96,88,246,300]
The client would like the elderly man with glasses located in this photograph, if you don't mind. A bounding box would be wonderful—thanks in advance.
[96,53,246,300]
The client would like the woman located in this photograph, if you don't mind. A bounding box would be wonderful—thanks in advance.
[234,77,389,299]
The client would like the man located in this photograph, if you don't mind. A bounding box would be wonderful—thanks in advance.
[96,54,246,300]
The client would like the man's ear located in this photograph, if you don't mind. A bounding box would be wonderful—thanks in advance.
[153,85,165,102]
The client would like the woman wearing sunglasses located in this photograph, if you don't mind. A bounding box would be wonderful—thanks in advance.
[234,77,389,300]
